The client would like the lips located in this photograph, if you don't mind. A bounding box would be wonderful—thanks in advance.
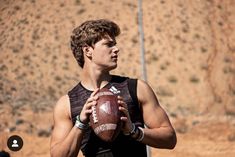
[111,55,118,60]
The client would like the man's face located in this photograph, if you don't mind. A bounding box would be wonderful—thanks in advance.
[90,35,119,71]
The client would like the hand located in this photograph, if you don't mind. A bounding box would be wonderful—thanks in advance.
[118,96,134,134]
[79,88,99,124]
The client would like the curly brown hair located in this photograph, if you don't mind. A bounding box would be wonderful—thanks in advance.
[70,19,121,68]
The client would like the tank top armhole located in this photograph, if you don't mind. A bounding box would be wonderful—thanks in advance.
[127,78,139,107]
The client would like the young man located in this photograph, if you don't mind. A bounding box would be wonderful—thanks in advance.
[50,19,176,157]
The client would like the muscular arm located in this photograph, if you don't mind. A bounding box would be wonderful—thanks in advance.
[50,95,84,157]
[137,80,177,149]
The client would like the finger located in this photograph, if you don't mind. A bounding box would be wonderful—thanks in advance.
[119,106,128,111]
[86,95,98,104]
[81,103,96,121]
[84,100,97,111]
[117,96,124,101]
[91,88,100,97]
[80,107,93,121]
[86,97,94,103]
[120,117,128,122]
[119,106,129,116]
[118,100,128,109]
[83,101,96,111]
[84,109,93,115]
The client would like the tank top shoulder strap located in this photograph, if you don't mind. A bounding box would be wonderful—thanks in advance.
[68,82,92,124]
[127,78,139,108]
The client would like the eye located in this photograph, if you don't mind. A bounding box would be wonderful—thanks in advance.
[106,42,116,47]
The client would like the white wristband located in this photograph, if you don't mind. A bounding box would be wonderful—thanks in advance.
[137,127,144,141]
[75,115,89,130]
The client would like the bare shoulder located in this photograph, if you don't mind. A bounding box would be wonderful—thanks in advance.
[53,95,71,120]
[136,79,159,106]
[136,79,168,127]
[51,95,72,148]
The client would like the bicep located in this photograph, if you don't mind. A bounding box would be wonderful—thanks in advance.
[50,95,73,148]
[137,80,172,128]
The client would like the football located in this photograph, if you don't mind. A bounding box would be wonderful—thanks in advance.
[89,88,122,142]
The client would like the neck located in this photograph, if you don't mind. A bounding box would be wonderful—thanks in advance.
[81,64,112,91]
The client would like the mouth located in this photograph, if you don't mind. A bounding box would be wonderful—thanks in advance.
[111,55,118,61]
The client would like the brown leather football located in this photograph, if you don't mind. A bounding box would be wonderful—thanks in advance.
[89,88,122,142]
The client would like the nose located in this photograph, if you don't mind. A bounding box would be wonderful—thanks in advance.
[113,46,119,54]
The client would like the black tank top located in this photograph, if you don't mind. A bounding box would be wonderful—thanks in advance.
[68,75,147,157]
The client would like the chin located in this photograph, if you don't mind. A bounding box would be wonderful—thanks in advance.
[105,64,118,71]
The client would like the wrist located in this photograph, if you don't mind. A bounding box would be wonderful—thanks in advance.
[75,115,89,130]
[129,126,144,142]
[136,127,144,141]
[123,123,135,136]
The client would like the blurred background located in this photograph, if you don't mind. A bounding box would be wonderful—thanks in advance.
[0,0,234,156]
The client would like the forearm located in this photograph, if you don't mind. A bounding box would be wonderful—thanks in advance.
[141,126,177,149]
[51,127,84,157]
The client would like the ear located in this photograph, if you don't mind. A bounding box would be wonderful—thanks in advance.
[83,46,92,58]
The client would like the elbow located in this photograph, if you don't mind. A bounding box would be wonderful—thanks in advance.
[151,129,177,149]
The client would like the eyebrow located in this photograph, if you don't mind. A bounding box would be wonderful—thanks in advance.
[103,40,116,45]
